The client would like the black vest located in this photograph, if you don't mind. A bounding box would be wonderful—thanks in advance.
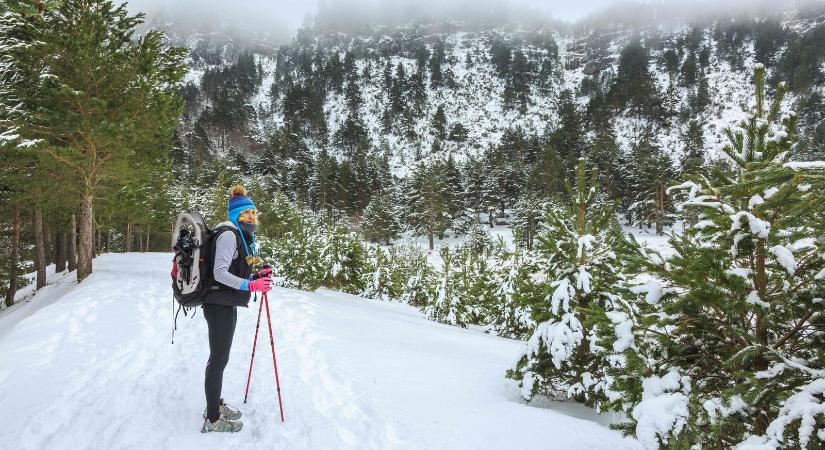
[203,226,252,308]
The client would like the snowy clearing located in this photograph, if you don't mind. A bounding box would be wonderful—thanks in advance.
[0,253,641,450]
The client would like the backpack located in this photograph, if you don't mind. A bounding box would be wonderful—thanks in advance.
[170,211,215,343]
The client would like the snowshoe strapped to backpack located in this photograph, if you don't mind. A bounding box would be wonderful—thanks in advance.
[171,211,214,308]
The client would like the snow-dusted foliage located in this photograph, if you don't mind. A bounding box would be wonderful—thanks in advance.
[508,160,638,407]
[607,65,825,448]
[486,247,537,339]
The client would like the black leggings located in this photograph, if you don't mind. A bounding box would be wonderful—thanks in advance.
[203,303,237,422]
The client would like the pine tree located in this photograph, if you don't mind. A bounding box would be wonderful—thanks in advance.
[609,38,661,119]
[504,49,532,114]
[512,193,544,250]
[589,127,623,201]
[610,64,825,448]
[509,159,633,408]
[361,192,401,245]
[487,247,538,339]
[407,164,450,250]
[0,0,186,281]
[321,222,367,294]
[680,50,698,86]
[627,127,676,234]
[424,246,472,327]
[432,104,447,142]
[271,210,325,290]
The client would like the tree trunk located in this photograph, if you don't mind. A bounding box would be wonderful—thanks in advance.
[146,225,150,252]
[96,226,101,256]
[107,229,111,252]
[5,206,21,308]
[34,207,46,289]
[488,209,495,228]
[77,193,94,282]
[43,221,52,266]
[138,226,143,252]
[68,214,77,272]
[428,231,434,250]
[126,221,132,253]
[55,232,67,273]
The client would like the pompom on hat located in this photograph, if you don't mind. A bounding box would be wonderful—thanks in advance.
[227,185,257,224]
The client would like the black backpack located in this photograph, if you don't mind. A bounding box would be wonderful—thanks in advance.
[170,211,215,342]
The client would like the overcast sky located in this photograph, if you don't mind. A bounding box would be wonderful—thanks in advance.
[124,0,805,42]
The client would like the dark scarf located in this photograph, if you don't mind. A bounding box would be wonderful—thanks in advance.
[239,221,256,244]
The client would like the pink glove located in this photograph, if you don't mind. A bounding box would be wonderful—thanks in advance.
[254,267,273,279]
[248,277,272,293]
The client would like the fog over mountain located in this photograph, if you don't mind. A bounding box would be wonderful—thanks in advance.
[125,0,815,43]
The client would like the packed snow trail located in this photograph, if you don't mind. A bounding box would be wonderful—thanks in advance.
[0,253,641,449]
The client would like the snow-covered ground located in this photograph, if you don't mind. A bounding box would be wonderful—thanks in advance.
[0,253,641,450]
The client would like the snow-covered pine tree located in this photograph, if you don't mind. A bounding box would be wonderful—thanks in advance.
[406,163,450,250]
[270,210,325,291]
[487,246,538,339]
[613,64,825,449]
[424,246,472,327]
[361,244,392,300]
[508,159,631,408]
[361,192,401,245]
[512,193,544,250]
[627,126,676,234]
[321,222,367,294]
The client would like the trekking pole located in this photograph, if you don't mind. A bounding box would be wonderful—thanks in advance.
[263,291,285,422]
[243,293,265,403]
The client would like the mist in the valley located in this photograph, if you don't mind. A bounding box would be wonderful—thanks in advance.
[124,0,819,42]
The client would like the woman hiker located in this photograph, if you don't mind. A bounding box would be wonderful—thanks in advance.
[201,185,272,433]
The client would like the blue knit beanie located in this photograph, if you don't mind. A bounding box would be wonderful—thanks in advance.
[227,185,257,224]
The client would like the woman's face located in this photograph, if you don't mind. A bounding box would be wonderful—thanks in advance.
[238,209,258,224]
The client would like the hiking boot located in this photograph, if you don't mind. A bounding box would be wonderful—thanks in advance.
[201,413,243,433]
[203,399,242,421]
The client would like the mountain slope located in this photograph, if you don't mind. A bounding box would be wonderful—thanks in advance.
[0,253,640,449]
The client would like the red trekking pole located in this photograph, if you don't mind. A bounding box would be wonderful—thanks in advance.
[243,290,285,422]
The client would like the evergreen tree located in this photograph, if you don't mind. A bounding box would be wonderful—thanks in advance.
[609,65,825,448]
[361,192,401,245]
[681,120,705,176]
[271,210,325,290]
[608,38,661,119]
[512,193,544,250]
[321,222,367,293]
[509,159,633,408]
[627,127,676,234]
[680,50,698,86]
[504,49,533,114]
[406,164,449,250]
[424,246,472,327]
[0,0,186,281]
[588,127,623,201]
[487,247,538,339]
[432,104,447,142]
[550,91,588,173]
